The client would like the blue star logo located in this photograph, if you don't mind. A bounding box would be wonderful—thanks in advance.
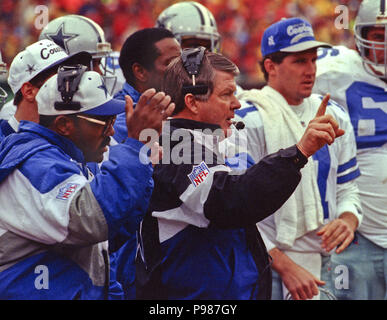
[97,79,109,98]
[44,23,78,54]
[25,64,36,75]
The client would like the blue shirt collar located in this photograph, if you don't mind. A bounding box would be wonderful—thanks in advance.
[114,83,141,103]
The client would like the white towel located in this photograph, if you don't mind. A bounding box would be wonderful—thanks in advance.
[239,86,324,249]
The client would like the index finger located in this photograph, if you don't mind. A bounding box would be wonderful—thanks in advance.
[137,88,157,108]
[315,93,330,117]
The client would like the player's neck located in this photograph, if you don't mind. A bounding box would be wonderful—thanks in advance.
[14,100,39,123]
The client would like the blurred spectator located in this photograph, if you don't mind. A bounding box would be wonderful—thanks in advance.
[0,0,361,93]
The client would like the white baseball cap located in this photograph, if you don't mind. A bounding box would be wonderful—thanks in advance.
[36,70,125,116]
[8,39,91,94]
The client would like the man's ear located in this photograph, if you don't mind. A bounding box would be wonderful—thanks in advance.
[184,93,199,114]
[264,58,277,79]
[20,82,40,103]
[52,115,75,137]
[132,62,148,83]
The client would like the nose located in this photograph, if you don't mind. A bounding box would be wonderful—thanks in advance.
[231,94,241,110]
[104,123,115,137]
[305,60,317,76]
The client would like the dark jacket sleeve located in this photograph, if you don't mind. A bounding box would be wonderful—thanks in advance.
[204,145,307,228]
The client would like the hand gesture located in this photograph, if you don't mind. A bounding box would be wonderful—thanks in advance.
[297,94,345,157]
[125,88,175,140]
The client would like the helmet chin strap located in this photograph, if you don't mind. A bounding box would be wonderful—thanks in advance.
[363,60,387,80]
[0,86,7,104]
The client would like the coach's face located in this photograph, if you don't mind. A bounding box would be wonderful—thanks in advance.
[268,48,317,105]
[195,70,241,137]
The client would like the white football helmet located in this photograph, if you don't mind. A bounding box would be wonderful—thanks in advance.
[39,14,117,93]
[354,0,387,79]
[156,1,221,52]
[0,51,7,104]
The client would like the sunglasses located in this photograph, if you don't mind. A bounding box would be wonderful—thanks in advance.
[76,114,116,137]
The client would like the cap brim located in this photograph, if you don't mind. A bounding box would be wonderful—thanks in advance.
[83,98,126,116]
[39,51,92,75]
[280,40,331,53]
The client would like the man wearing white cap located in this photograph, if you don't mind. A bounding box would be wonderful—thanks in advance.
[234,17,362,300]
[0,65,174,299]
[0,39,91,140]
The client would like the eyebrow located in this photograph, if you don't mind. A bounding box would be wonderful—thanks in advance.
[218,85,236,94]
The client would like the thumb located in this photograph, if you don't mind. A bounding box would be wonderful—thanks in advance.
[125,95,134,119]
[336,128,345,138]
[315,277,326,286]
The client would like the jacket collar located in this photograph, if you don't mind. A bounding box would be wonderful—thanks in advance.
[18,121,85,164]
[114,82,141,104]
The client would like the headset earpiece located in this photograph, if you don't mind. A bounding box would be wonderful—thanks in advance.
[181,46,209,95]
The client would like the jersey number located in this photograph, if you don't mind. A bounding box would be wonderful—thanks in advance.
[346,81,387,149]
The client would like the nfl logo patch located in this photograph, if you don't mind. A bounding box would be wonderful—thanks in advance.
[56,183,79,200]
[188,161,210,187]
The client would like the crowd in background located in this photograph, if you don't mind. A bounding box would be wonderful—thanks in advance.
[0,0,361,92]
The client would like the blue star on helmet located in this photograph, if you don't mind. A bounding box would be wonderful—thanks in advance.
[44,23,78,54]
[97,79,109,98]
[25,64,36,75]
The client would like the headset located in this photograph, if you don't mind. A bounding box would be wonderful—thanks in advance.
[54,64,87,111]
[181,46,209,96]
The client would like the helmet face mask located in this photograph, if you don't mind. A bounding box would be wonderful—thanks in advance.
[355,0,387,79]
[39,14,117,94]
[98,56,118,97]
[0,52,7,104]
[156,1,221,53]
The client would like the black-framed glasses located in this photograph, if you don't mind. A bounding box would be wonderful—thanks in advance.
[76,114,116,137]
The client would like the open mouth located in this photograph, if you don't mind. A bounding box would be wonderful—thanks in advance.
[301,80,314,88]
[226,118,233,126]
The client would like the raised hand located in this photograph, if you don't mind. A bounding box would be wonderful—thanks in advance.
[296,94,345,157]
[125,88,175,141]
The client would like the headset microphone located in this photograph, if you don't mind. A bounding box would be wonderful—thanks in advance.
[232,121,245,130]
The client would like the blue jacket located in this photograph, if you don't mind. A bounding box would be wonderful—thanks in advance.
[0,121,153,299]
[113,83,140,143]
[0,119,15,141]
[111,83,142,299]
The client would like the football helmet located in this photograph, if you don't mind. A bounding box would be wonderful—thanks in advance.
[39,14,117,93]
[354,0,387,79]
[156,1,221,52]
[0,51,7,104]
